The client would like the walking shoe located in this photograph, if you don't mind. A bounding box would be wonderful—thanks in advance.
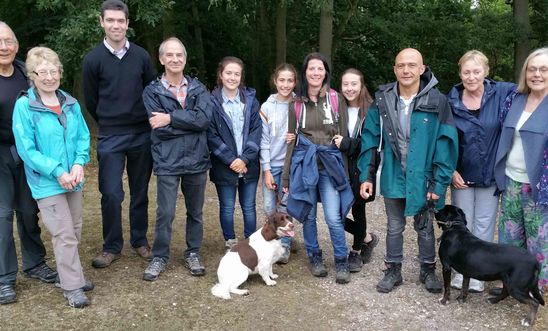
[451,272,463,289]
[55,277,95,292]
[360,233,379,264]
[277,246,291,264]
[420,263,442,293]
[335,257,351,284]
[225,238,238,250]
[185,253,206,277]
[468,278,484,293]
[24,262,57,283]
[376,262,403,293]
[489,286,503,296]
[143,257,167,281]
[133,245,153,261]
[308,251,328,277]
[91,252,121,268]
[347,251,363,273]
[63,288,90,308]
[0,285,16,305]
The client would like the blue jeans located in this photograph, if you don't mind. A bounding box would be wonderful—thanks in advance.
[262,166,292,247]
[383,198,436,264]
[302,170,347,259]
[216,178,258,240]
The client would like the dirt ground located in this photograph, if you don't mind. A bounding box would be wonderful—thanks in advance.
[0,166,546,331]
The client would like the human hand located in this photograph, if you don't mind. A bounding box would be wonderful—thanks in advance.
[451,171,468,189]
[360,182,373,199]
[263,170,276,190]
[149,112,171,129]
[285,132,295,144]
[230,158,246,173]
[332,134,343,148]
[427,192,440,200]
[70,164,85,185]
[57,172,75,191]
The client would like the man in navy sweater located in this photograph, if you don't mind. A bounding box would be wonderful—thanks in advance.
[82,0,157,268]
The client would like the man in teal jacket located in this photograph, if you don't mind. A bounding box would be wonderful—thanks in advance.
[358,48,458,294]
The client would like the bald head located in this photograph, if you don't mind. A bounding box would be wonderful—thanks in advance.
[395,48,423,66]
[393,48,425,93]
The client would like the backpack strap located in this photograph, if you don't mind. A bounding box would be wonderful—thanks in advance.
[294,100,303,133]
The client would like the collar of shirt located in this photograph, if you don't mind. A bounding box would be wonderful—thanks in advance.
[161,74,188,90]
[103,39,130,59]
[221,88,241,105]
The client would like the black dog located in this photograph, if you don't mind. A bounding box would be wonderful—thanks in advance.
[435,205,545,326]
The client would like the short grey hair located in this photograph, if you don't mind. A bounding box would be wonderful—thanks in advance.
[517,47,548,94]
[0,21,18,43]
[158,37,187,58]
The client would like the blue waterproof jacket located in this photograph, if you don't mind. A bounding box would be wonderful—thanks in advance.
[448,79,516,187]
[12,88,90,199]
[287,135,354,222]
[207,86,262,185]
[143,75,212,175]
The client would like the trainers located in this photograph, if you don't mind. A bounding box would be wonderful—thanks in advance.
[348,251,363,273]
[24,262,57,283]
[420,263,442,293]
[91,251,121,268]
[468,278,484,293]
[335,257,351,284]
[225,238,238,250]
[143,257,167,281]
[308,251,328,277]
[63,288,90,308]
[133,245,153,261]
[277,246,291,264]
[185,253,205,277]
[376,262,403,293]
[55,277,94,292]
[451,272,463,289]
[360,233,379,264]
[0,285,16,305]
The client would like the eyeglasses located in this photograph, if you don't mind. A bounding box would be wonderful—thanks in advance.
[33,69,60,78]
[527,66,548,74]
[0,39,17,47]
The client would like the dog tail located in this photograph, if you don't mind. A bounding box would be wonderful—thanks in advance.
[531,263,545,306]
[211,283,231,300]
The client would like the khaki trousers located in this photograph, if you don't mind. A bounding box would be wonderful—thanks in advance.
[37,191,85,290]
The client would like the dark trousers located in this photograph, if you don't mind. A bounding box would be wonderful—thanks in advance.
[152,172,207,261]
[0,144,46,285]
[96,132,152,254]
[344,200,367,251]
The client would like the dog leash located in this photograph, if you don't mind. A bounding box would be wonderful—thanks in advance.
[416,199,436,231]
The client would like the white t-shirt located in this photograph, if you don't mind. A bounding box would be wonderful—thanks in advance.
[505,111,533,183]
[347,107,359,138]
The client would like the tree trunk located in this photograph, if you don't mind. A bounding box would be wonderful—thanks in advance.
[319,0,334,67]
[191,0,207,80]
[513,0,531,81]
[275,0,287,65]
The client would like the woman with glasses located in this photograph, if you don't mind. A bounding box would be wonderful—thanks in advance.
[12,47,92,308]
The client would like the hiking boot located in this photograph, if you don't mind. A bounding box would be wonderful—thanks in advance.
[185,253,205,277]
[347,251,363,273]
[225,238,238,250]
[308,251,328,277]
[376,262,403,293]
[277,246,291,264]
[91,252,121,268]
[468,278,484,293]
[143,257,167,281]
[360,233,379,264]
[63,288,90,308]
[24,262,57,283]
[335,257,351,284]
[133,245,153,261]
[451,272,463,289]
[420,263,442,293]
[55,277,94,292]
[0,285,16,305]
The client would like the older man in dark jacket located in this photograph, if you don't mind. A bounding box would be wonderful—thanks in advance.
[141,37,212,281]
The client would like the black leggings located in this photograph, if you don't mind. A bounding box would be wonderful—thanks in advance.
[344,201,367,251]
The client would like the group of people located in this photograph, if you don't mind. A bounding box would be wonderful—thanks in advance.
[1,0,546,310]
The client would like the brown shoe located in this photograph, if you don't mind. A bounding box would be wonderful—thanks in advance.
[133,246,153,261]
[91,252,121,268]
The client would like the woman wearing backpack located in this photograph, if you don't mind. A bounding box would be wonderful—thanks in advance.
[207,56,262,250]
[332,68,379,273]
[282,52,353,284]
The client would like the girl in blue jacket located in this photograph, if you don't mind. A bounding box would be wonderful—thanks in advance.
[207,56,262,249]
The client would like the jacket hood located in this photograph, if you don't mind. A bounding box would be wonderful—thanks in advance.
[24,87,77,111]
[264,93,295,105]
[377,66,438,98]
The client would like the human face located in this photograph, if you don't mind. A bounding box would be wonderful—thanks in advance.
[341,73,362,106]
[220,62,242,93]
[525,54,548,95]
[459,60,486,94]
[0,25,18,68]
[100,10,129,45]
[32,61,60,94]
[394,49,425,89]
[274,70,296,99]
[159,41,186,76]
[305,59,326,89]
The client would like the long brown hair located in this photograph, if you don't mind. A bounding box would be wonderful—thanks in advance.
[340,68,373,112]
[216,56,245,87]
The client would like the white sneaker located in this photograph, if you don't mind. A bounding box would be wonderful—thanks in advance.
[469,278,484,293]
[451,273,463,289]
[225,238,238,250]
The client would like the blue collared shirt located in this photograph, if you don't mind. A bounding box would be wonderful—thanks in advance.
[222,89,244,155]
[103,38,130,59]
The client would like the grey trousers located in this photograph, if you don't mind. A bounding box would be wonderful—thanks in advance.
[37,191,85,291]
[451,185,499,242]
